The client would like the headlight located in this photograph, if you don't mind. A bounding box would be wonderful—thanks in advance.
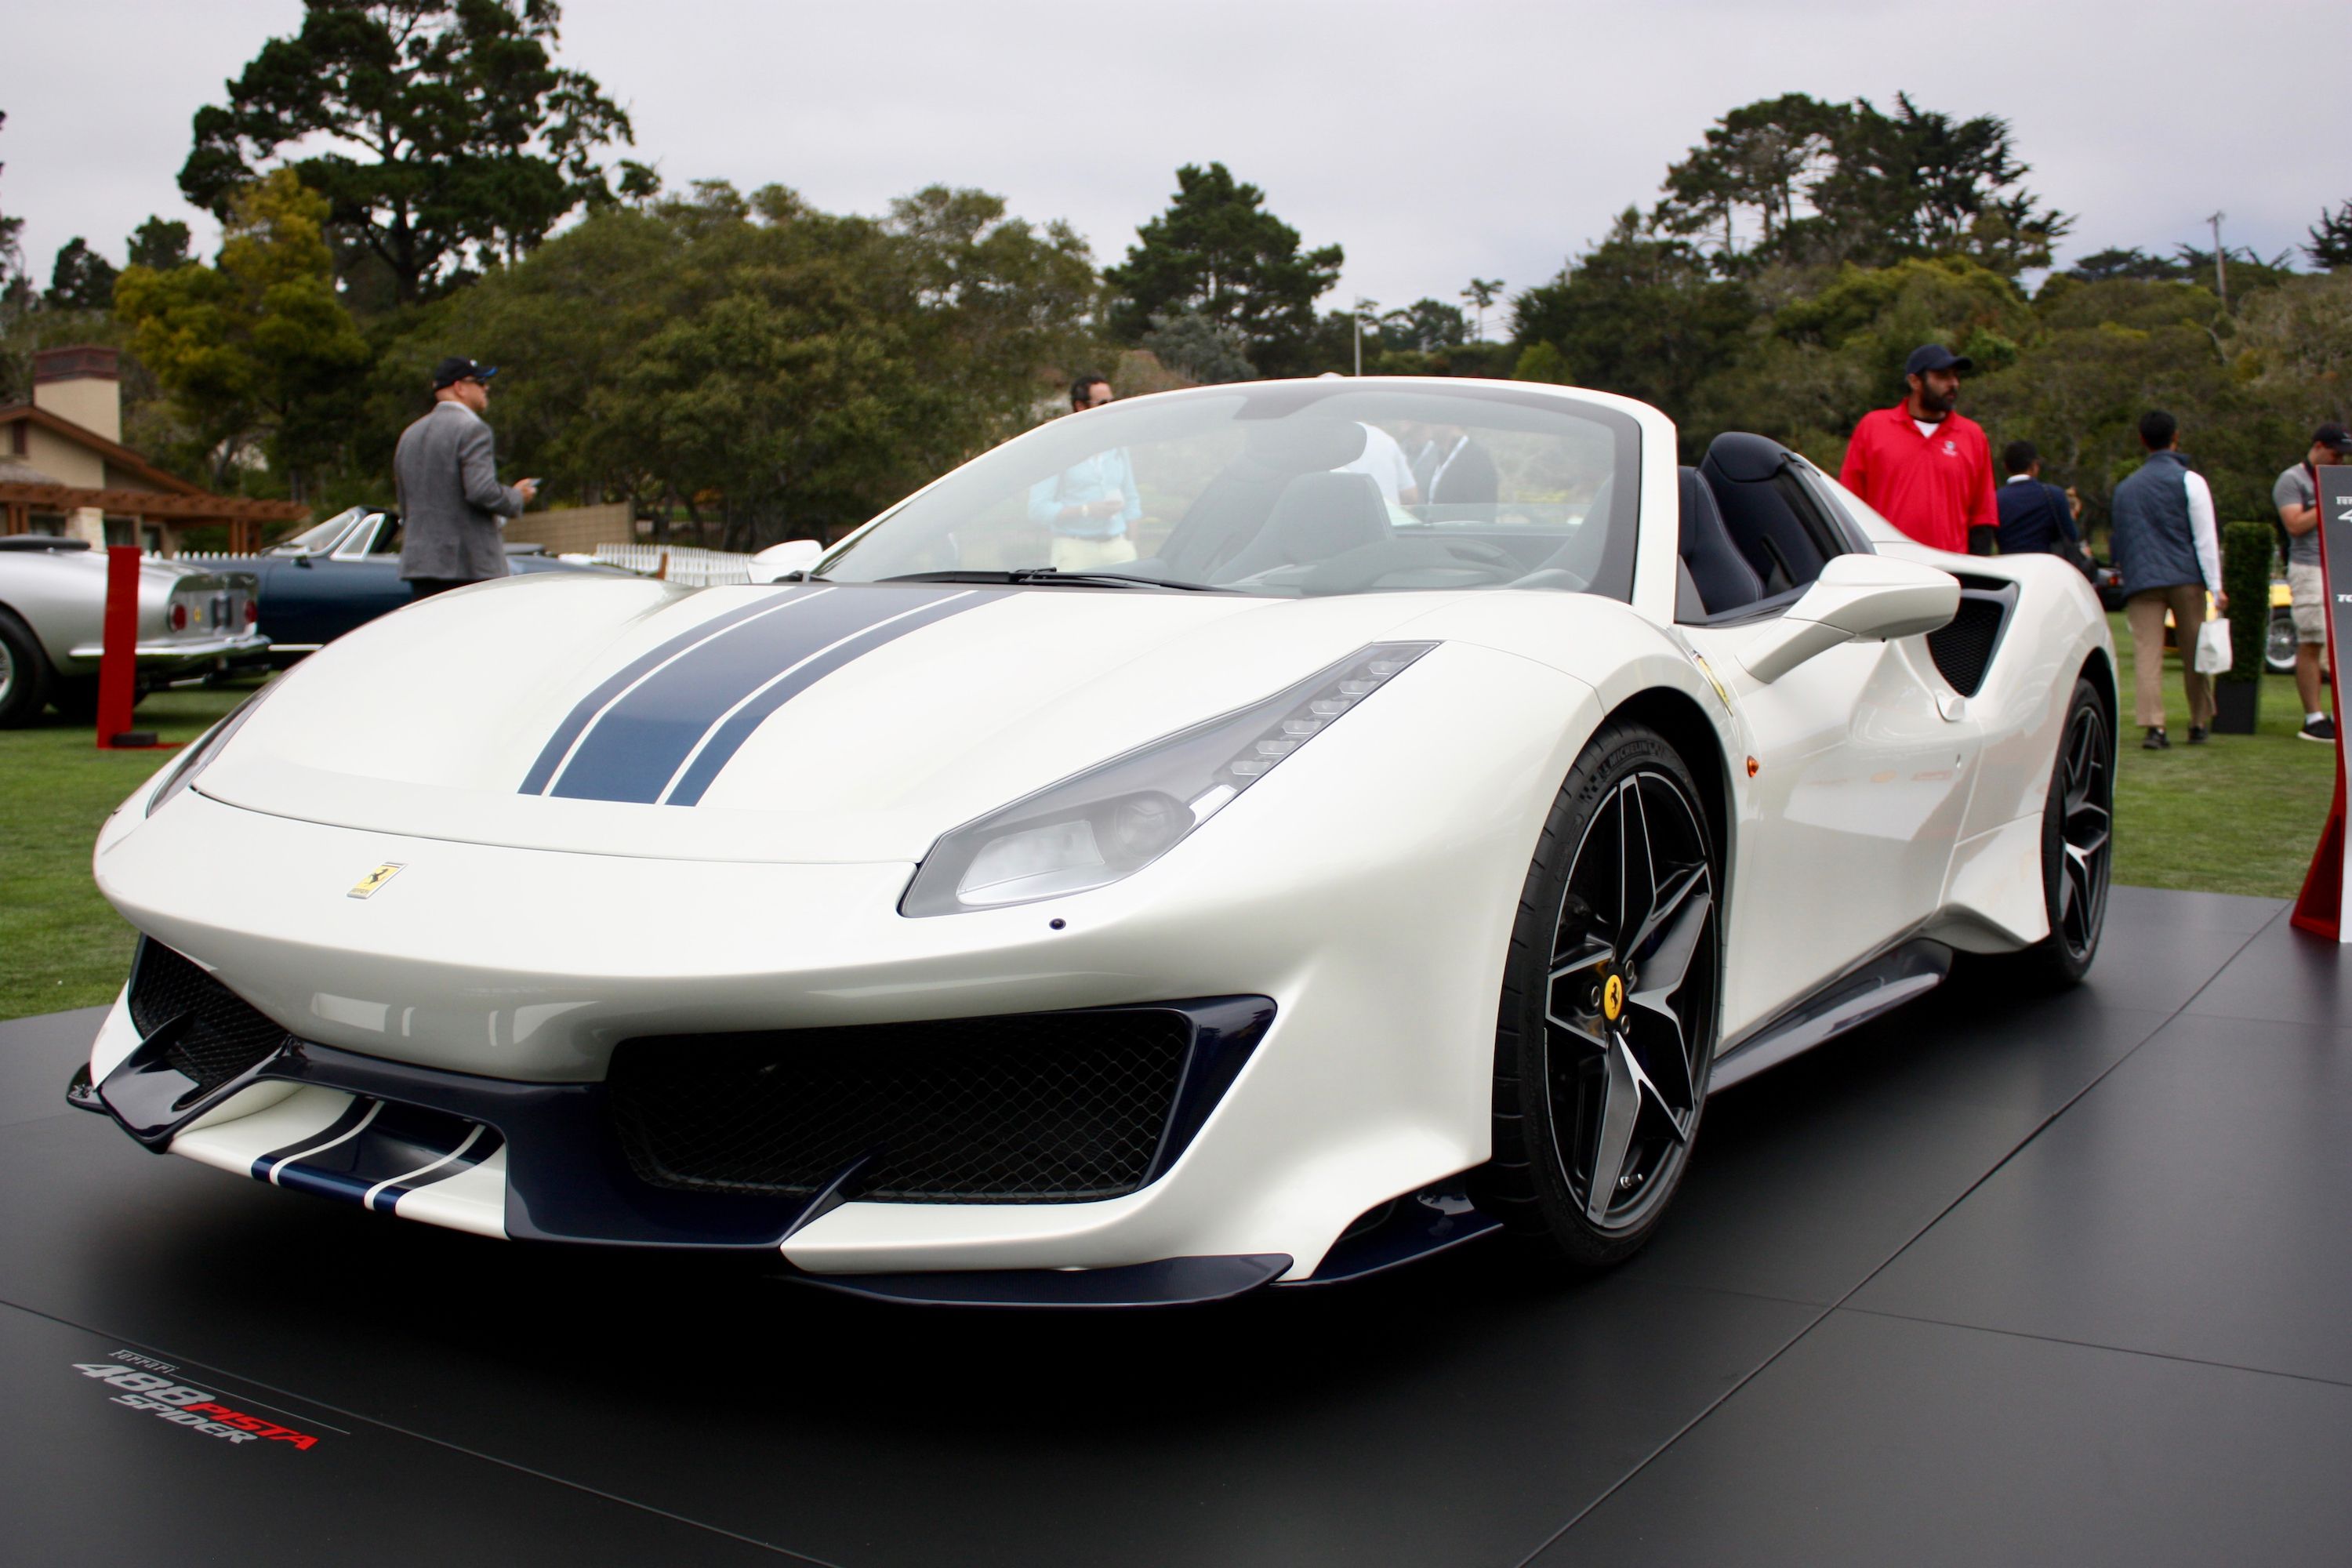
[900,642,1434,916]
[147,681,277,817]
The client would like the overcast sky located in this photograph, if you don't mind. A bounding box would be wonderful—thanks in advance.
[5,0,2343,314]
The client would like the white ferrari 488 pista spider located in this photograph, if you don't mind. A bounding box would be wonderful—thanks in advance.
[75,379,2115,1305]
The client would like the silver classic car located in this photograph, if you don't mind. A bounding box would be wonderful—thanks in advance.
[0,537,269,727]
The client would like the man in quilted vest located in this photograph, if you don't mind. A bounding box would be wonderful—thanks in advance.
[2111,411,2226,749]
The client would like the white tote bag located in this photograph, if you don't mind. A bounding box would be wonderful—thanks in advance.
[2194,616,2233,676]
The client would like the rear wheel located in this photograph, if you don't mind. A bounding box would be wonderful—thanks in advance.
[0,609,53,729]
[2010,678,2113,988]
[1479,723,1722,1270]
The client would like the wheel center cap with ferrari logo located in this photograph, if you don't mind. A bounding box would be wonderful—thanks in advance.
[1601,973,1626,1022]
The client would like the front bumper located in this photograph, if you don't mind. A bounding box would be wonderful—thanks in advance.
[71,1000,1504,1305]
[85,981,1274,1248]
[73,980,1499,1304]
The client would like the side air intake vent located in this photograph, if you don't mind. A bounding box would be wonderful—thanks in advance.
[126,938,292,1093]
[1927,581,2018,697]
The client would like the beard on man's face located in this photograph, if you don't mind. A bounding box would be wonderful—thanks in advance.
[1913,380,1957,417]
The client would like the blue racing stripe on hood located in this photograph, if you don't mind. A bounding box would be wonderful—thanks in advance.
[518,587,809,795]
[545,586,984,805]
[663,589,997,806]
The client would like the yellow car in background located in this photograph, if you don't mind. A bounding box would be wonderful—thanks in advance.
[2264,579,2304,676]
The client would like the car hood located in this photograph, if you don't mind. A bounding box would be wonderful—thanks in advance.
[192,575,1486,862]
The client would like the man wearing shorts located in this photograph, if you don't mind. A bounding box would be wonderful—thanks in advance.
[2274,423,2350,744]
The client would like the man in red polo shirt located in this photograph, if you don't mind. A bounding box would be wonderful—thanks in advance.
[1838,344,1998,554]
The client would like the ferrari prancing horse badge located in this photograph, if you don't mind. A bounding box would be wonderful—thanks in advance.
[348,862,405,899]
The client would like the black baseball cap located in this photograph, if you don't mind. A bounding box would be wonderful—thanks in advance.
[1904,343,1975,377]
[2314,423,2352,454]
[432,356,498,389]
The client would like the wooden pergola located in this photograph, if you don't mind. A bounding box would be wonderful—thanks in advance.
[2,401,310,552]
[0,482,308,553]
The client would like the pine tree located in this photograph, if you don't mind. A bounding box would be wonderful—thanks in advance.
[1104,164,1341,377]
[2309,200,2352,269]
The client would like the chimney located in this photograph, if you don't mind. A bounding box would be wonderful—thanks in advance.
[32,345,122,446]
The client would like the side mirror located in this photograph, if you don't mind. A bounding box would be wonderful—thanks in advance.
[749,538,824,584]
[1736,555,1959,684]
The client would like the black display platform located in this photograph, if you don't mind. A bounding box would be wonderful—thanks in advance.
[3,886,2347,1565]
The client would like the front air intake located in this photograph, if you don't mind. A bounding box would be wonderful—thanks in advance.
[605,1000,1270,1204]
[126,938,292,1094]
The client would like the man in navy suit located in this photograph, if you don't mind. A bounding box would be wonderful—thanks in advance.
[1994,440,2082,560]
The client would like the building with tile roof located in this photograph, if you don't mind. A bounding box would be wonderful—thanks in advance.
[1,345,308,553]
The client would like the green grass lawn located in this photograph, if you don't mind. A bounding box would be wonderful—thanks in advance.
[2103,611,2339,897]
[1,683,254,1020]
[0,622,2340,1022]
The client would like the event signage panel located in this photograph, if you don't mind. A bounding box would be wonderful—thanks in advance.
[2292,464,2352,940]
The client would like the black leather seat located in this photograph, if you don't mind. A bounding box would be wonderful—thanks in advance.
[1156,419,1372,582]
[1679,466,1762,617]
[1700,432,1838,595]
[1214,470,1391,579]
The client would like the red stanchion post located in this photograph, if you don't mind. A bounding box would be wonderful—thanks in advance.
[94,544,160,751]
[2291,466,2352,939]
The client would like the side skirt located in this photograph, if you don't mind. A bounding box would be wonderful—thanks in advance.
[1708,938,1953,1094]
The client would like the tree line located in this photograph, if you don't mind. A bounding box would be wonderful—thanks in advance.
[2,4,2349,548]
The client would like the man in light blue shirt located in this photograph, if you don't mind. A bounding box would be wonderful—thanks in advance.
[1029,374,1141,570]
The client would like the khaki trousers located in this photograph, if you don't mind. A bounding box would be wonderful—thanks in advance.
[2125,584,2215,730]
[1050,533,1139,572]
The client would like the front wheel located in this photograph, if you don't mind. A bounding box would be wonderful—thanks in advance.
[1478,722,1722,1270]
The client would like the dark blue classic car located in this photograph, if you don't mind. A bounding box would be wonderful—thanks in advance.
[221,507,628,660]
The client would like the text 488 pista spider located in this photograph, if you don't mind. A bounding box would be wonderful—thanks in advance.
[76,379,2115,1305]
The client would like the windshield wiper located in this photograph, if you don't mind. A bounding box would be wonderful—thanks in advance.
[873,568,1223,592]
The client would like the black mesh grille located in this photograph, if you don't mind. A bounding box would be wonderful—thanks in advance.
[606,1011,1195,1203]
[128,940,289,1093]
[1928,594,2009,696]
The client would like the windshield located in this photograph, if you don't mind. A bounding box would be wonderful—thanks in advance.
[821,380,1641,600]
[270,507,364,555]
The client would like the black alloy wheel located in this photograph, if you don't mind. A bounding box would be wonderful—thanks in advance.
[1480,723,1722,1269]
[2013,677,2113,987]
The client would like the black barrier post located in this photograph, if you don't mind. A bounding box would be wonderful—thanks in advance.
[2291,465,2352,939]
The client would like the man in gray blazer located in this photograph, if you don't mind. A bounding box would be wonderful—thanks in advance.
[394,357,538,597]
